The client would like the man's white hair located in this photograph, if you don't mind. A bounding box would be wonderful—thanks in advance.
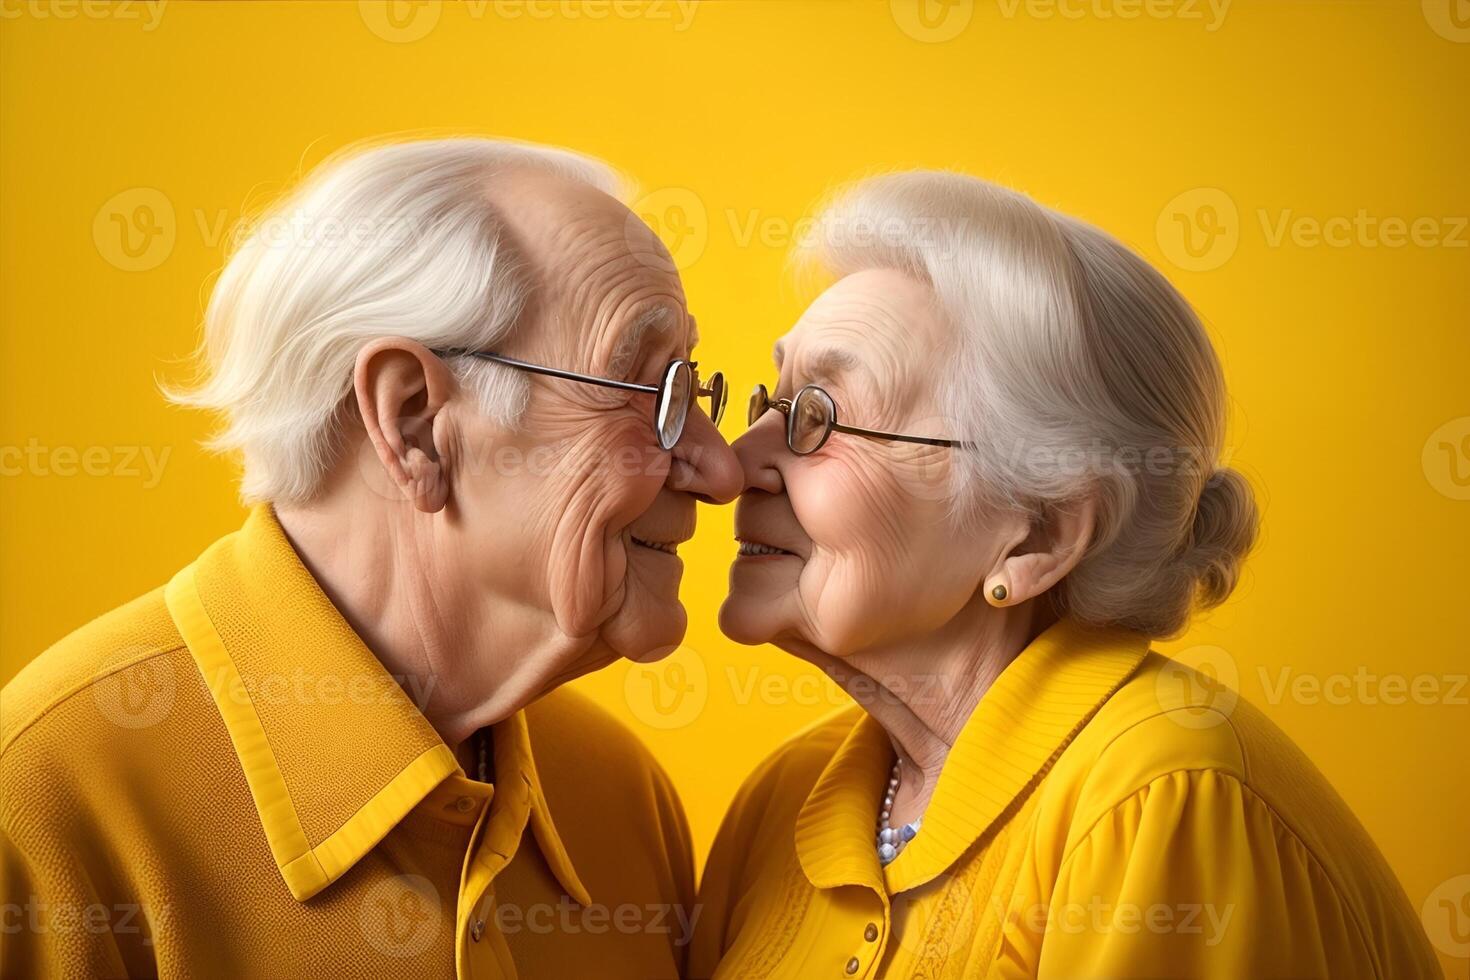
[804,172,1259,638]
[167,137,623,503]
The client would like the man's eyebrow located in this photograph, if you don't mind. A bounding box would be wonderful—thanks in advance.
[609,306,674,375]
[773,339,785,367]
[688,314,700,351]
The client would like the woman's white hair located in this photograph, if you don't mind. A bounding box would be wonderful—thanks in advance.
[167,137,623,503]
[805,172,1258,638]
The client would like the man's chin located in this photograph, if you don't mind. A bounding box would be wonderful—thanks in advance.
[604,588,687,664]
[625,641,680,664]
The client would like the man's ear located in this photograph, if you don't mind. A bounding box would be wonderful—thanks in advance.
[354,339,454,514]
[985,496,1097,607]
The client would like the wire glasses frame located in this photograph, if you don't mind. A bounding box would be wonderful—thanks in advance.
[748,383,969,455]
[436,350,727,450]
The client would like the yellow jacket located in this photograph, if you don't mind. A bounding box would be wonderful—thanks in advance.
[1,507,695,978]
[692,620,1438,979]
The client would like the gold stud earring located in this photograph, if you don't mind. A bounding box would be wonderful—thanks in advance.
[987,581,1007,606]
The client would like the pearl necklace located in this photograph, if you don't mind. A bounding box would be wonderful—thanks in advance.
[876,758,922,866]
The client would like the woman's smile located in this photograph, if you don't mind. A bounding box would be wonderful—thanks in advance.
[734,538,798,559]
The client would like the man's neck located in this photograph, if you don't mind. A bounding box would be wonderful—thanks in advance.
[274,497,517,758]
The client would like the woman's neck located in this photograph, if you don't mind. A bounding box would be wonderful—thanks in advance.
[790,593,1056,827]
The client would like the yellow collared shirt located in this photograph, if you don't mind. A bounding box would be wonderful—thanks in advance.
[692,620,1438,979]
[1,507,695,978]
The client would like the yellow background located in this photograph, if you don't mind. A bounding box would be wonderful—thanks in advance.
[2,2,1466,973]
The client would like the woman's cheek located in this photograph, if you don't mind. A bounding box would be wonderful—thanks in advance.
[799,525,903,656]
[804,511,940,654]
[803,557,891,656]
[788,457,865,543]
[795,460,906,559]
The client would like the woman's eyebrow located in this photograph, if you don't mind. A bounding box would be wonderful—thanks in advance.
[800,345,860,385]
[773,340,860,384]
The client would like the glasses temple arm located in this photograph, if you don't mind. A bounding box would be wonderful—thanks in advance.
[449,351,658,394]
[830,421,969,449]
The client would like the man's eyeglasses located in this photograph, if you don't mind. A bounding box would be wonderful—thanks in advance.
[437,350,727,450]
[748,383,968,455]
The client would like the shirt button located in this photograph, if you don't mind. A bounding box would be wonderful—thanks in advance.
[455,796,476,813]
[864,922,879,942]
[470,918,485,942]
[845,957,860,975]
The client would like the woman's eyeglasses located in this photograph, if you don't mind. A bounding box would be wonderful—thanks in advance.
[748,383,968,455]
[437,350,727,450]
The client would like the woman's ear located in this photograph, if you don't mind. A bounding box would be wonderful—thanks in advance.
[354,338,455,514]
[985,496,1097,607]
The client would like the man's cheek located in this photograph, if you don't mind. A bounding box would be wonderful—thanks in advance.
[607,438,669,508]
[546,499,621,636]
[569,425,666,514]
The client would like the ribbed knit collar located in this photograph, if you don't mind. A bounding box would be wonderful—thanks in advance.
[794,618,1150,896]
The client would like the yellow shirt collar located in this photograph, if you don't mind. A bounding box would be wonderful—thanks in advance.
[795,618,1150,896]
[163,505,588,905]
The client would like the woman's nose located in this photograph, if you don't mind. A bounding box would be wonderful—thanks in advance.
[669,407,743,504]
[732,412,786,495]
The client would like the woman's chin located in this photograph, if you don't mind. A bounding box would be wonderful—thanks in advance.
[718,591,780,646]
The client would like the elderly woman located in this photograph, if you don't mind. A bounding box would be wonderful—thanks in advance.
[1,139,739,977]
[691,173,1436,978]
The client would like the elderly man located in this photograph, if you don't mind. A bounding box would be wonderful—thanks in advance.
[0,139,740,977]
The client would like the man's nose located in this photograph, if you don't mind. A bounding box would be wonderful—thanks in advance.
[669,407,743,504]
[731,410,785,495]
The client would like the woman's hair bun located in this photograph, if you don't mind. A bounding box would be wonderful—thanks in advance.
[1187,467,1259,608]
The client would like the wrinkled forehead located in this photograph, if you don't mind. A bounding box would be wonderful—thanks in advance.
[488,169,692,357]
[775,268,946,388]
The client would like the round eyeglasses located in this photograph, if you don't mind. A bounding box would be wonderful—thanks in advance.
[438,350,726,450]
[748,383,967,455]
